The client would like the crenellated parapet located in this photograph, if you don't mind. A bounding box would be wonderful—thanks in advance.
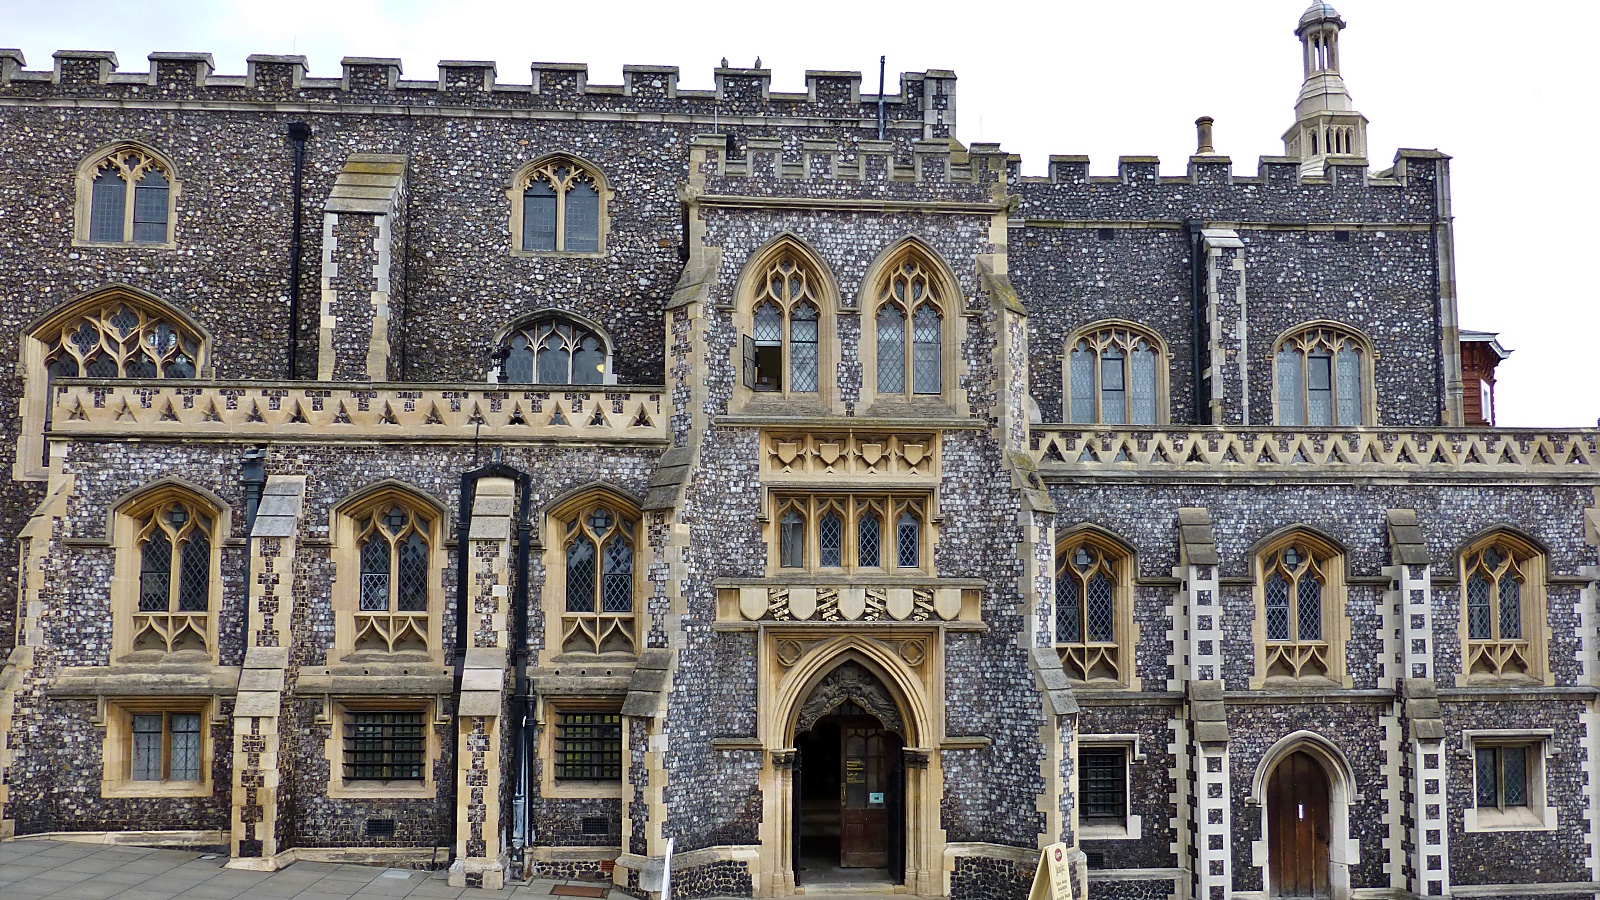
[0,49,955,136]
[688,135,1007,206]
[1012,149,1448,223]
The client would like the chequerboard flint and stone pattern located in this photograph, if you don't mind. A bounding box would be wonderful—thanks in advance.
[0,5,1598,899]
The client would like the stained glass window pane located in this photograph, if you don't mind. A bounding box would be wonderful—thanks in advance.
[177,533,210,612]
[1307,351,1333,426]
[753,302,783,344]
[1336,348,1362,426]
[572,335,605,385]
[504,334,534,383]
[1100,347,1126,426]
[603,539,633,613]
[1277,349,1304,426]
[132,715,163,780]
[564,181,600,252]
[1475,747,1498,808]
[1265,574,1290,641]
[1087,573,1115,642]
[536,333,571,384]
[1056,572,1081,642]
[818,512,842,568]
[523,181,557,251]
[90,169,127,242]
[912,305,941,395]
[877,306,905,393]
[132,170,168,243]
[790,304,818,393]
[396,531,428,612]
[896,512,919,568]
[1466,573,1492,640]
[1130,343,1157,425]
[140,529,172,612]
[1502,746,1528,806]
[1498,573,1522,640]
[1297,574,1323,641]
[360,534,391,612]
[858,513,880,568]
[779,510,804,568]
[566,536,596,612]
[1070,345,1095,424]
[170,714,201,781]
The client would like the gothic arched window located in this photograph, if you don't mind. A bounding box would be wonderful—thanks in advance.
[560,498,638,656]
[500,316,609,385]
[116,488,221,661]
[40,300,201,381]
[1274,324,1372,426]
[1066,324,1166,425]
[739,243,834,400]
[511,156,608,254]
[339,490,440,657]
[1055,534,1132,685]
[874,254,946,399]
[77,145,177,246]
[770,494,927,574]
[1253,532,1347,686]
[1461,533,1547,682]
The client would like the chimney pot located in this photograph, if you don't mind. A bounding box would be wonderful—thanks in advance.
[1195,116,1216,155]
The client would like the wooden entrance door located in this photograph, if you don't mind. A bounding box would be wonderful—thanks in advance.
[1267,751,1332,898]
[840,721,895,867]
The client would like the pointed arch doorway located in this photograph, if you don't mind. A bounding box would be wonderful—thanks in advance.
[794,691,906,885]
[1267,750,1331,898]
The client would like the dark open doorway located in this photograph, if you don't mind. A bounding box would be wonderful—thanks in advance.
[793,700,904,888]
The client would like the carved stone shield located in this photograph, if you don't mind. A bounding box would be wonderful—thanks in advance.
[776,441,800,466]
[902,443,925,467]
[861,443,884,467]
[818,442,842,466]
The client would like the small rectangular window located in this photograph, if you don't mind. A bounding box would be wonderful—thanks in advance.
[129,710,202,782]
[1079,746,1128,825]
[345,710,426,781]
[555,711,623,781]
[1475,743,1532,811]
[1096,228,1116,242]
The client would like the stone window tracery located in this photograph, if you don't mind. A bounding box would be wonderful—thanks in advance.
[1055,533,1134,686]
[115,489,221,662]
[499,315,609,385]
[556,495,640,656]
[510,156,608,255]
[1274,324,1372,426]
[76,145,178,247]
[1252,532,1347,687]
[41,300,202,381]
[874,256,945,399]
[741,249,829,397]
[1066,323,1166,425]
[1460,532,1547,683]
[771,494,928,574]
[334,487,444,660]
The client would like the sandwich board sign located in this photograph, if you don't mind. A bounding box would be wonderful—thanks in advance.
[1028,842,1075,900]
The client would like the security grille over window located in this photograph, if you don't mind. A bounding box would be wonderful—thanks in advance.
[555,711,623,781]
[519,159,602,253]
[1475,744,1531,811]
[773,494,926,574]
[501,316,608,385]
[1261,543,1329,679]
[42,301,200,381]
[1067,325,1162,425]
[1464,541,1531,678]
[1055,540,1123,682]
[1275,325,1368,426]
[354,504,433,654]
[875,254,944,398]
[344,711,426,781]
[1078,747,1128,825]
[131,712,201,782]
[133,499,213,656]
[742,253,823,395]
[563,502,637,655]
[86,148,171,244]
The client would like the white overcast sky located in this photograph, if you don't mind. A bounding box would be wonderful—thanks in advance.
[2,0,1593,427]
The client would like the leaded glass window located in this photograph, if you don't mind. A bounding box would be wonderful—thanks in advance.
[1260,542,1332,680]
[779,508,805,568]
[896,511,920,568]
[770,495,925,574]
[874,253,945,399]
[40,300,201,382]
[84,147,171,244]
[518,159,604,253]
[819,509,843,568]
[1463,540,1534,679]
[345,710,426,781]
[1066,326,1163,424]
[1276,326,1367,426]
[858,511,881,568]
[135,501,213,616]
[742,249,828,397]
[1475,744,1533,811]
[500,317,608,385]
[130,711,202,782]
[560,499,638,655]
[355,505,433,614]
[1055,540,1124,682]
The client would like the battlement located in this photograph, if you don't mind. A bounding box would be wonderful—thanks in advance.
[0,49,955,133]
[689,134,1007,192]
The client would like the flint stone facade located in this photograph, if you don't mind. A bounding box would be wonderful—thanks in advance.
[1,7,1598,900]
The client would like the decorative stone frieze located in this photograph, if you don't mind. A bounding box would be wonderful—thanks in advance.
[715,582,980,624]
[759,430,939,480]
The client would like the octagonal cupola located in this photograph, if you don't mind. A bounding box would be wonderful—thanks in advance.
[1284,1,1368,174]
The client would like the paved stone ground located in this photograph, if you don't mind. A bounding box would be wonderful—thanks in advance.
[0,839,623,899]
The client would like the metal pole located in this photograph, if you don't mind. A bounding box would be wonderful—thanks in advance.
[877,56,887,140]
